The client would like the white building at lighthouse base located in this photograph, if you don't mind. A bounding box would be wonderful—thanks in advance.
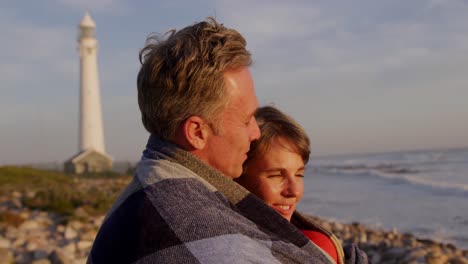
[64,149,112,174]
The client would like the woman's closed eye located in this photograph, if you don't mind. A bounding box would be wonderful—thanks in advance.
[267,174,282,178]
[295,170,305,178]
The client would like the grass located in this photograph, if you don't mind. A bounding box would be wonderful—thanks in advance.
[75,171,125,178]
[0,166,71,193]
[0,166,131,218]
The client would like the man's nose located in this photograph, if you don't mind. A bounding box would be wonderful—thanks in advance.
[249,118,261,141]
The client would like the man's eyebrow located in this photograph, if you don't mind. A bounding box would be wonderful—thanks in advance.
[248,108,257,119]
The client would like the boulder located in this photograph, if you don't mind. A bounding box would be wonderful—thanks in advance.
[0,237,11,249]
[76,240,93,251]
[19,220,41,231]
[79,230,96,241]
[49,249,74,264]
[32,258,52,264]
[0,249,13,264]
[61,242,76,254]
[64,226,78,240]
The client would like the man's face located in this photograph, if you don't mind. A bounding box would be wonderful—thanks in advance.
[204,67,260,179]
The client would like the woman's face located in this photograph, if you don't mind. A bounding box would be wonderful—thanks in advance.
[240,137,305,221]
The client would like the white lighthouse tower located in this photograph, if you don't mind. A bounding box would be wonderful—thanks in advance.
[65,12,112,174]
[78,12,106,153]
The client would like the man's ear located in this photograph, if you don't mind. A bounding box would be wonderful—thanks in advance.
[182,116,210,150]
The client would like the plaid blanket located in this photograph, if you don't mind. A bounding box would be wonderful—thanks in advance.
[87,136,339,263]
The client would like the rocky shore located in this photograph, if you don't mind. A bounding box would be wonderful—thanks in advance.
[309,216,468,264]
[1,183,467,264]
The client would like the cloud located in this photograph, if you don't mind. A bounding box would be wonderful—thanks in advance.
[217,1,321,37]
[214,0,338,53]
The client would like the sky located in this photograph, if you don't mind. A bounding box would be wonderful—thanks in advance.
[1,0,468,165]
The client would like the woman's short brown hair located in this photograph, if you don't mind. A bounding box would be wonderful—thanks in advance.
[137,17,252,140]
[244,106,310,171]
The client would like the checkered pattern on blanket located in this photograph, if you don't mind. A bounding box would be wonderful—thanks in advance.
[87,135,335,264]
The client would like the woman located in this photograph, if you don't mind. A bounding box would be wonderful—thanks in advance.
[235,106,345,264]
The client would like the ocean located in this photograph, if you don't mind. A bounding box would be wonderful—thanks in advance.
[297,148,468,250]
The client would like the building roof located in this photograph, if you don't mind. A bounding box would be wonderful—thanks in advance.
[65,148,112,164]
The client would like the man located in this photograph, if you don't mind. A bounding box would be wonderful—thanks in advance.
[88,18,341,263]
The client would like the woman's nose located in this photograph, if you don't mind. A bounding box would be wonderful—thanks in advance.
[282,177,301,197]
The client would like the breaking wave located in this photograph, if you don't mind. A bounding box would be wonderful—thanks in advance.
[314,164,468,197]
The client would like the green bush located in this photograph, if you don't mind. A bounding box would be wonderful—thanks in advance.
[76,170,126,178]
[0,166,71,195]
[0,166,130,217]
[23,186,119,216]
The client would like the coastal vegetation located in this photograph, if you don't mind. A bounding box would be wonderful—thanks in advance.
[0,166,130,217]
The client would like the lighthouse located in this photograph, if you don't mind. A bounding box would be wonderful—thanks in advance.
[78,12,106,153]
[64,12,112,174]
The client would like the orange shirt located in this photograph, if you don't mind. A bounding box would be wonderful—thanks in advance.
[300,229,338,264]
